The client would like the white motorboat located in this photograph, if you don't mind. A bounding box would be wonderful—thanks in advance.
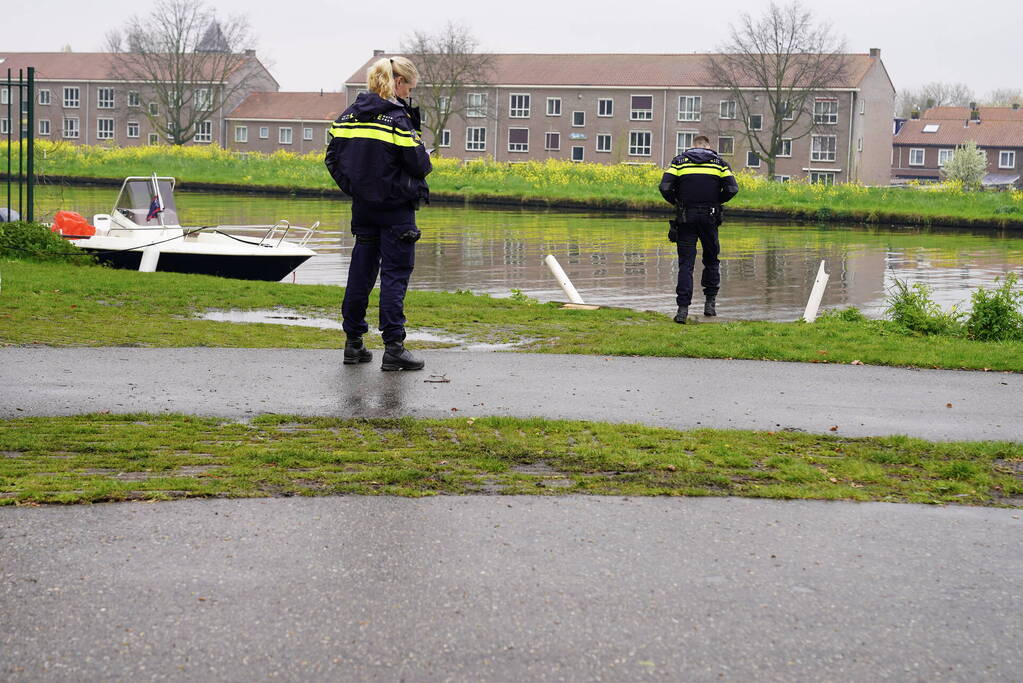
[59,175,317,281]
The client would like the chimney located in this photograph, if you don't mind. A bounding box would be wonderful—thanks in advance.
[970,108,981,122]
[910,109,920,120]
[869,48,881,58]
[244,49,255,57]
[373,49,385,57]
[1013,103,1021,111]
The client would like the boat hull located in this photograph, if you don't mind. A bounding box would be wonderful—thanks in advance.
[81,248,313,281]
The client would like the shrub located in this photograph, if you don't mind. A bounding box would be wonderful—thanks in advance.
[818,306,868,323]
[965,273,1023,341]
[0,221,94,263]
[884,279,961,335]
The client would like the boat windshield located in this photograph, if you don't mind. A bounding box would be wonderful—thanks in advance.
[115,179,180,226]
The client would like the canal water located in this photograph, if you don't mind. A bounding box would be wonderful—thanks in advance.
[36,183,1023,321]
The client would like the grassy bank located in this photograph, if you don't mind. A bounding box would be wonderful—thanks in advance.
[11,141,1023,228]
[2,258,1022,371]
[1,414,1020,506]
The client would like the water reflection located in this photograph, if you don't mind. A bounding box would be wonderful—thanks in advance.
[38,184,1023,321]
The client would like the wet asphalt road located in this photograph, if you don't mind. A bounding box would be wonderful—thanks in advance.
[1,347,1021,440]
[2,496,1021,681]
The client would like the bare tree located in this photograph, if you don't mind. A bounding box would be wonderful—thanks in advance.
[105,0,264,145]
[897,82,975,117]
[706,1,847,180]
[400,22,493,153]
[984,88,1023,107]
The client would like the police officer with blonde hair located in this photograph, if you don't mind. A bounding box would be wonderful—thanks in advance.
[325,56,432,370]
[659,135,739,324]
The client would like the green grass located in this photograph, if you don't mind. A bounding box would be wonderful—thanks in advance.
[2,259,1022,371]
[12,141,1023,228]
[1,414,1020,506]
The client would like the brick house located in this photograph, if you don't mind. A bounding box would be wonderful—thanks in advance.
[892,106,1023,187]
[224,91,345,154]
[344,50,894,184]
[0,52,277,147]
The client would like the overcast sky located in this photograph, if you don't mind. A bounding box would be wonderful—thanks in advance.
[6,0,1022,98]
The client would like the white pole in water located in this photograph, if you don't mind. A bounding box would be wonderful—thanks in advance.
[543,254,585,304]
[138,245,161,273]
[803,260,830,323]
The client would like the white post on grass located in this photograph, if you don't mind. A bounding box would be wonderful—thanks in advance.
[803,260,829,322]
[138,245,161,273]
[543,254,585,304]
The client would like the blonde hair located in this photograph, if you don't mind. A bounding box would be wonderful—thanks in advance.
[366,56,419,100]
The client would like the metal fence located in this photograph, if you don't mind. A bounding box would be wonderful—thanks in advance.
[2,67,35,222]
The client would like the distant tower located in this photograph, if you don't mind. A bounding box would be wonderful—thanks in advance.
[196,21,230,53]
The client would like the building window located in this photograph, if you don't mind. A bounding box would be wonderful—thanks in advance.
[937,149,953,166]
[467,92,487,118]
[148,133,159,145]
[629,131,652,156]
[544,132,560,151]
[466,126,486,151]
[148,102,159,116]
[508,127,529,152]
[678,96,701,122]
[779,100,795,121]
[676,131,697,155]
[908,148,925,166]
[748,114,763,131]
[811,135,837,162]
[97,118,115,139]
[127,121,140,138]
[813,98,839,125]
[38,89,51,106]
[438,96,450,115]
[571,146,584,162]
[0,119,8,134]
[235,125,248,143]
[303,127,313,141]
[509,94,530,118]
[0,88,7,106]
[63,87,80,108]
[259,126,269,139]
[546,97,562,116]
[97,87,115,109]
[598,98,613,117]
[38,119,51,136]
[718,136,734,156]
[810,171,836,185]
[439,129,451,147]
[719,100,736,119]
[596,134,612,153]
[774,175,791,182]
[999,150,1016,169]
[128,91,140,107]
[62,117,79,139]
[630,95,652,121]
[777,138,792,157]
[194,88,211,111]
[278,127,292,145]
[747,150,761,168]
[195,120,213,143]
[572,111,585,127]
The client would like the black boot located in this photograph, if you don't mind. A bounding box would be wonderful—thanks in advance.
[673,306,689,324]
[704,297,717,317]
[343,336,372,365]
[381,342,425,371]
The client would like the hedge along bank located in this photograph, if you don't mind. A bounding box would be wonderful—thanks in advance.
[10,141,1023,229]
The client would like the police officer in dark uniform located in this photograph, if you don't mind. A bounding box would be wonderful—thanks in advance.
[659,135,739,324]
[325,56,431,370]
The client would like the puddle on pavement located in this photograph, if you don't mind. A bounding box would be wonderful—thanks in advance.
[200,309,526,351]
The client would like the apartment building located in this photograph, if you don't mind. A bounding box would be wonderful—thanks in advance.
[0,52,277,147]
[892,106,1023,187]
[344,50,895,184]
[224,91,345,154]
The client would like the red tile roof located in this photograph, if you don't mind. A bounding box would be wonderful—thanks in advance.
[0,52,271,85]
[344,53,880,89]
[227,91,345,121]
[894,118,1023,148]
[922,106,1023,122]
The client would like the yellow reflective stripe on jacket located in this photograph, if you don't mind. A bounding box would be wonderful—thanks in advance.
[328,122,420,147]
[667,165,734,178]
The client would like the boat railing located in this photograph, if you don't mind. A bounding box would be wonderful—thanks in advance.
[207,220,317,248]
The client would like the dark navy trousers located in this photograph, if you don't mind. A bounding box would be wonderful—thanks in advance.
[341,202,417,344]
[675,221,720,307]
